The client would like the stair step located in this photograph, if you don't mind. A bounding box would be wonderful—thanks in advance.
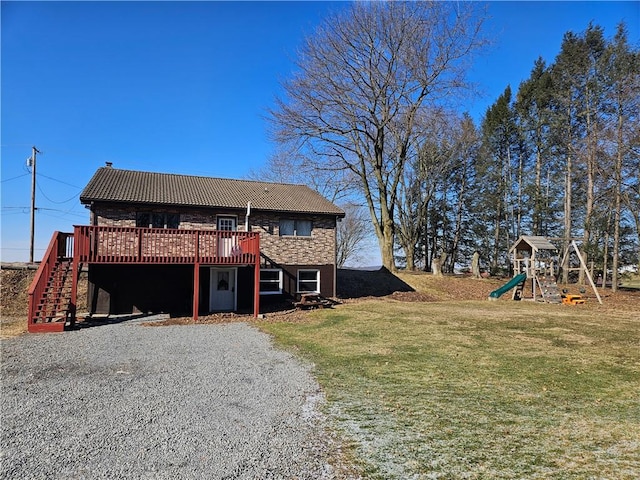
[37,303,71,312]
[41,291,72,298]
[33,314,68,321]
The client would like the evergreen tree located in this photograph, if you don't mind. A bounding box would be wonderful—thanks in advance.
[477,86,521,273]
[515,58,555,236]
[601,23,640,287]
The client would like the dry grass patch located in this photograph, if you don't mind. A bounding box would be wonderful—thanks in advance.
[258,300,640,479]
[0,317,28,338]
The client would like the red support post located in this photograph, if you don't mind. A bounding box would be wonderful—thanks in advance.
[193,263,200,321]
[253,236,260,318]
[193,231,200,321]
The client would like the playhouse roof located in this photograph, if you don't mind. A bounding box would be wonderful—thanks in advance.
[508,235,557,254]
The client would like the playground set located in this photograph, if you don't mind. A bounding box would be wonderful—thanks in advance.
[488,235,602,305]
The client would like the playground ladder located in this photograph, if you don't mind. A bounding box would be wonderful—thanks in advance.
[512,278,526,300]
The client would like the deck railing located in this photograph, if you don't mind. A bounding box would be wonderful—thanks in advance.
[74,225,259,265]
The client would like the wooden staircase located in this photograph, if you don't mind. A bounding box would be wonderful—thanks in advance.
[31,259,74,331]
[28,232,78,333]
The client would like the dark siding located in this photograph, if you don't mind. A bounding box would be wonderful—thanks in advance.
[88,264,258,316]
[236,266,254,312]
[88,265,193,315]
[87,263,333,316]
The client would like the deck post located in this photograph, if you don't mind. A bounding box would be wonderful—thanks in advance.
[253,237,260,318]
[193,263,200,321]
[193,231,200,321]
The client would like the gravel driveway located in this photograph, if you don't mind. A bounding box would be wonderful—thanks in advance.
[1,318,337,479]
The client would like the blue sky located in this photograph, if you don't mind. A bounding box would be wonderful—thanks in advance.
[1,1,638,263]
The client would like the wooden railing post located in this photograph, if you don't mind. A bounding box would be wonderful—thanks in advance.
[195,230,200,264]
[137,228,143,262]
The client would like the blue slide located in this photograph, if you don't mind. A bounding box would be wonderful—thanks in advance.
[488,273,527,299]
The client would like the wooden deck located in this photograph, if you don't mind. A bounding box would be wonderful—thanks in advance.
[28,226,262,332]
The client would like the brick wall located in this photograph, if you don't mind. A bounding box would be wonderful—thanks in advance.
[250,213,336,266]
[94,205,221,229]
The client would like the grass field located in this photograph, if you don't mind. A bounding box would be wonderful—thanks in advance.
[258,299,640,479]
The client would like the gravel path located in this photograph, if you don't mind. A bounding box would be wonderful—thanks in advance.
[1,318,337,479]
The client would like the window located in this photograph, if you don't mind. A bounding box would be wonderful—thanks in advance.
[217,216,237,231]
[260,269,283,295]
[152,213,165,228]
[279,219,312,237]
[136,212,179,229]
[297,269,320,293]
[166,214,180,229]
[136,213,150,228]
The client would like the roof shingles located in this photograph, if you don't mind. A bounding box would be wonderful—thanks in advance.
[80,167,344,216]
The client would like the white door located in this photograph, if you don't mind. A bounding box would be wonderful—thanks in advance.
[209,268,236,312]
[217,216,237,257]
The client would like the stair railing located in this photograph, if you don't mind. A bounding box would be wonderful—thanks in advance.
[27,231,74,331]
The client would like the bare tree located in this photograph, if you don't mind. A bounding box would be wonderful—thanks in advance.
[395,108,453,270]
[336,203,370,268]
[247,146,354,204]
[270,1,486,271]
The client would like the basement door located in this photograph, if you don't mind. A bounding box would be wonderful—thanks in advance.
[209,268,237,312]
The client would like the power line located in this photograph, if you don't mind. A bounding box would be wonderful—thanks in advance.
[36,182,80,204]
[0,211,28,216]
[37,172,81,189]
[1,173,30,183]
[39,210,87,220]
[1,205,86,217]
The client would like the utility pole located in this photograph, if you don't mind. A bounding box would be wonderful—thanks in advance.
[29,146,40,263]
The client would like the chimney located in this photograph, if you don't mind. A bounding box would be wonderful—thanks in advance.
[105,162,113,168]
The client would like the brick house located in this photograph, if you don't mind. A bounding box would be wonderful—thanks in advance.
[27,165,344,332]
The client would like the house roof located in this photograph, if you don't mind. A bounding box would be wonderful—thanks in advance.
[508,235,557,254]
[80,167,345,216]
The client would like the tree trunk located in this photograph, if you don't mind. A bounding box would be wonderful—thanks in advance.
[431,252,447,276]
[471,251,481,279]
[580,92,596,286]
[602,229,610,288]
[492,209,501,274]
[533,138,543,235]
[562,150,572,285]
[611,106,624,292]
[378,216,396,272]
[405,242,416,271]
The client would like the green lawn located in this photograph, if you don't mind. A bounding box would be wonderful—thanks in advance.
[258,300,640,479]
